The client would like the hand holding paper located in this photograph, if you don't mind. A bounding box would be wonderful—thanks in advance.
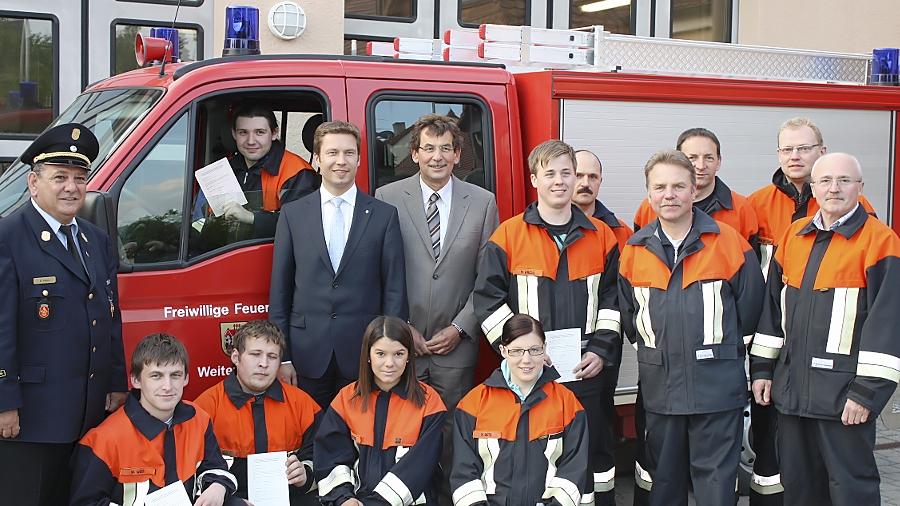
[248,451,290,505]
[194,158,248,217]
[544,328,583,383]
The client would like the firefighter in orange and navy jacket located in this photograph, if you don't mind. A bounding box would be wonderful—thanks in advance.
[71,333,239,506]
[750,153,900,505]
[619,150,764,506]
[194,321,321,505]
[572,149,634,251]
[451,314,589,506]
[474,140,621,505]
[314,316,446,506]
[746,118,877,506]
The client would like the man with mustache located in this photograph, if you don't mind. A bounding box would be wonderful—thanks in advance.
[572,149,633,250]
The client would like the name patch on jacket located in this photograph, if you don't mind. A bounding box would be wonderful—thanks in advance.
[811,357,834,370]
[32,276,56,285]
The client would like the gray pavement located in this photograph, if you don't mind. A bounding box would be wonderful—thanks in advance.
[611,420,900,505]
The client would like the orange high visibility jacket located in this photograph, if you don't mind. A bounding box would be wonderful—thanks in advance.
[474,203,622,365]
[619,211,764,415]
[194,373,321,502]
[451,366,589,506]
[71,392,237,505]
[592,199,633,251]
[314,381,446,506]
[750,206,900,420]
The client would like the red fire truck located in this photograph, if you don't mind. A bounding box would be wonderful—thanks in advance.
[0,24,897,455]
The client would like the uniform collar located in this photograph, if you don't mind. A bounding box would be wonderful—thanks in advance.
[30,198,76,234]
[223,372,285,409]
[771,167,813,203]
[798,203,868,239]
[591,200,622,228]
[524,202,597,232]
[698,176,734,212]
[628,209,720,247]
[484,365,561,393]
[124,390,196,441]
[230,140,286,177]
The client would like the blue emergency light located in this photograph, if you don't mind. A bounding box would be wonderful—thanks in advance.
[223,5,260,56]
[149,27,180,62]
[871,48,899,85]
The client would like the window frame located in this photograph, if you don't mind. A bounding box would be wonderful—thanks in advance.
[458,0,531,29]
[0,10,59,141]
[109,18,205,77]
[669,0,732,43]
[568,0,637,35]
[345,0,417,23]
[365,91,496,195]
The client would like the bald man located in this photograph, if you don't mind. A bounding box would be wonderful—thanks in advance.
[572,150,633,250]
[750,153,900,505]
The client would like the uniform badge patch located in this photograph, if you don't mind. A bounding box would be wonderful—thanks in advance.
[220,322,247,356]
[41,231,51,242]
[38,303,50,320]
[71,127,81,141]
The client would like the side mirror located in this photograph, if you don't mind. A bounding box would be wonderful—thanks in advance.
[79,191,112,233]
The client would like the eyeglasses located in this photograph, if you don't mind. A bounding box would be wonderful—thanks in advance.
[776,144,821,156]
[811,177,862,188]
[503,345,545,357]
[417,145,455,154]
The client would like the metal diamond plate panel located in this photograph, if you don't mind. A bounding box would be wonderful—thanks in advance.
[597,34,870,85]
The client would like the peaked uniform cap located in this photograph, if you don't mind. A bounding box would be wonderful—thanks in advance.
[21,122,99,170]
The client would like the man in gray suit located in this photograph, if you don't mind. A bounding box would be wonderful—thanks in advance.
[375,114,498,489]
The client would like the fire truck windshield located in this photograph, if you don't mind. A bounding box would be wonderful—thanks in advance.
[0,87,162,217]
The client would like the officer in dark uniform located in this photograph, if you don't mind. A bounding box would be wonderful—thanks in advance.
[0,123,127,505]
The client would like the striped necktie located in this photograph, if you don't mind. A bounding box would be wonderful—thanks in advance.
[426,192,441,260]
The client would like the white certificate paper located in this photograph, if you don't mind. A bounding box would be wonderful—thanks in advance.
[545,328,583,383]
[194,157,248,217]
[143,481,192,506]
[248,451,290,506]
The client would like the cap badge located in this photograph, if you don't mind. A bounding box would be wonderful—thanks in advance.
[71,128,81,140]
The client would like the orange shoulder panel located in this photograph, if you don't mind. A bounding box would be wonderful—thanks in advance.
[633,199,655,229]
[331,383,377,447]
[192,382,223,419]
[457,384,520,441]
[682,223,749,288]
[613,219,634,251]
[491,215,561,280]
[527,382,584,441]
[715,192,758,242]
[567,217,615,280]
[261,149,314,211]
[174,401,215,483]
[749,185,795,245]
[382,382,447,450]
[620,243,671,290]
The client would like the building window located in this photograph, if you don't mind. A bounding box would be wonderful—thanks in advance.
[460,0,527,27]
[0,16,55,135]
[346,0,414,20]
[570,0,633,34]
[113,23,201,76]
[671,0,730,42]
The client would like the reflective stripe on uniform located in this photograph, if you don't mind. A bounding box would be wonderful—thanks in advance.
[634,461,652,491]
[452,479,488,506]
[857,351,900,383]
[482,304,514,345]
[634,287,657,348]
[750,333,784,359]
[121,481,149,506]
[374,472,413,506]
[759,244,774,281]
[585,274,601,334]
[516,275,540,320]
[195,468,237,497]
[595,308,621,334]
[392,446,426,504]
[750,472,784,495]
[702,281,725,345]
[580,492,596,505]
[825,288,858,355]
[477,437,500,495]
[594,467,615,492]
[543,476,580,506]
[543,437,563,490]
[319,464,355,496]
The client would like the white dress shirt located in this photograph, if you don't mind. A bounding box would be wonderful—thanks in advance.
[31,199,81,252]
[420,176,452,247]
[321,185,357,250]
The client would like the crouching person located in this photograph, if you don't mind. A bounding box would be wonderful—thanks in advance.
[70,333,240,505]
[451,314,590,506]
[195,320,321,505]
[315,316,447,506]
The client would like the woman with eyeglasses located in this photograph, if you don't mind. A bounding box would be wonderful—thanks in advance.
[450,313,590,506]
[314,316,447,506]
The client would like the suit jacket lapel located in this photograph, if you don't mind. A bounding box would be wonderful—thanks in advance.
[437,177,470,269]
[401,176,434,257]
[336,191,372,277]
[308,192,332,274]
[23,204,90,285]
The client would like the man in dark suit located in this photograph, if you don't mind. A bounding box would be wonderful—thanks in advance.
[269,120,408,409]
[0,123,127,505]
[375,114,499,497]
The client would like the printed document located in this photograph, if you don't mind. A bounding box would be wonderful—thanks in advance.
[248,451,290,505]
[194,157,248,216]
[143,481,192,506]
[545,328,583,383]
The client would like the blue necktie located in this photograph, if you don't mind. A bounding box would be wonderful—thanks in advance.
[328,198,345,270]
